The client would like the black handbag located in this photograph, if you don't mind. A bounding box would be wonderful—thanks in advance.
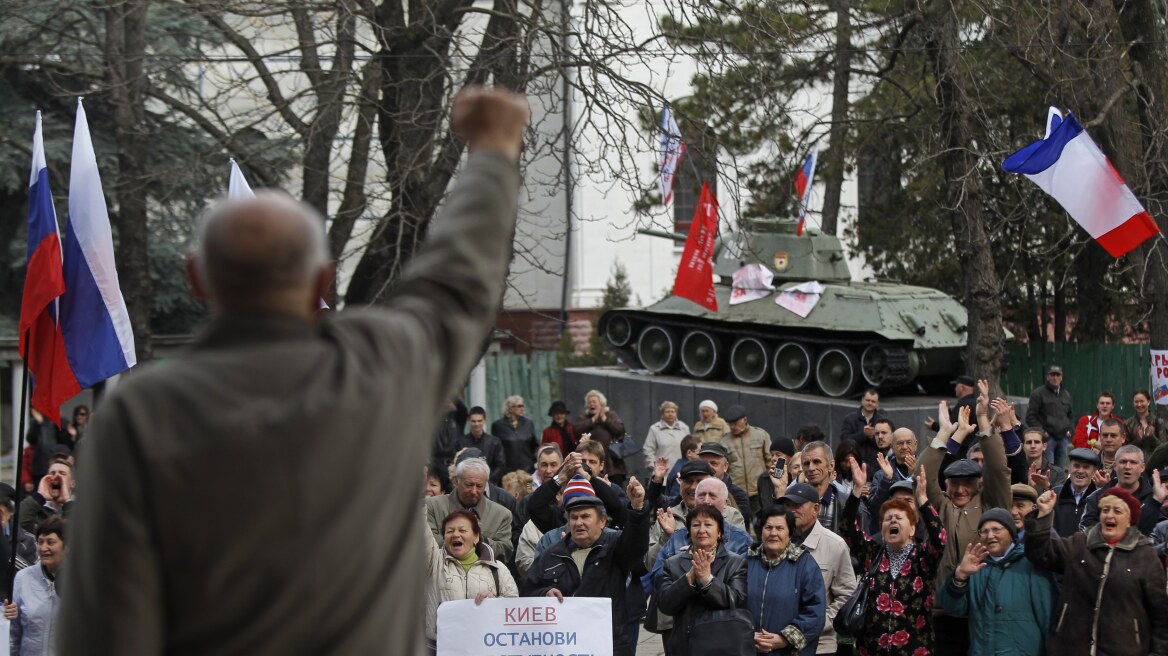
[832,547,884,639]
[687,608,755,656]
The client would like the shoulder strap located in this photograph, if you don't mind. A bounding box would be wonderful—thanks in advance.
[491,565,500,593]
[864,547,885,578]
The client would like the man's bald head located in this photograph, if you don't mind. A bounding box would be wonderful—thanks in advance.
[193,192,330,317]
[694,477,729,511]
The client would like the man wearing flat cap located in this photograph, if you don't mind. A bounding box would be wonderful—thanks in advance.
[1050,447,1101,537]
[920,391,1012,656]
[924,375,977,434]
[1026,365,1073,468]
[719,404,770,518]
[521,474,649,656]
[697,442,752,530]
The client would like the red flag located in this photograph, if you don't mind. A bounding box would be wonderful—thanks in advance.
[672,183,719,311]
[21,113,80,425]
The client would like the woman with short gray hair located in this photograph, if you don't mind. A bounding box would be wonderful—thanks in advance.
[491,395,539,477]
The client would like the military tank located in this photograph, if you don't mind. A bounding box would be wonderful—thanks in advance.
[598,217,969,398]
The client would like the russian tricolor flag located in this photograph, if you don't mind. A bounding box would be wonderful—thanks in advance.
[20,113,80,423]
[794,150,817,236]
[60,99,136,387]
[1003,107,1160,257]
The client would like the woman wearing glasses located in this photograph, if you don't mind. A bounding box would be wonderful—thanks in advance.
[936,507,1058,654]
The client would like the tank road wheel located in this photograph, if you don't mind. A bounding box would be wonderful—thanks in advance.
[637,325,678,374]
[860,344,889,387]
[729,337,770,385]
[681,330,723,380]
[816,347,860,398]
[604,314,635,347]
[773,342,813,390]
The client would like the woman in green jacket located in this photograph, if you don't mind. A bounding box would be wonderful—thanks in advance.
[937,508,1057,655]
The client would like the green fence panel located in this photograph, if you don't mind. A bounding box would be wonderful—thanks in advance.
[1002,342,1151,418]
[477,351,560,425]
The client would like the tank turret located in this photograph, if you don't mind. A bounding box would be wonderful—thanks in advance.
[598,218,968,397]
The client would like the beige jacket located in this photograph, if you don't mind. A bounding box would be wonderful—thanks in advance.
[58,153,520,656]
[425,491,515,565]
[921,428,1012,590]
[692,416,730,443]
[722,426,771,497]
[801,520,857,654]
[425,536,518,646]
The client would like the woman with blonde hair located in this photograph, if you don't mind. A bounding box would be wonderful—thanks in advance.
[573,390,629,482]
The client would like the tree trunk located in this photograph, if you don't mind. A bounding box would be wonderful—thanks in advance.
[819,0,851,236]
[923,0,1005,384]
[104,0,153,362]
[1112,0,1168,353]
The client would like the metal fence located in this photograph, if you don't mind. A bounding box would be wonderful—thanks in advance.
[1001,342,1151,417]
[469,351,560,425]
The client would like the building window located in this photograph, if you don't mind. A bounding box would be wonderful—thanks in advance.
[673,141,717,237]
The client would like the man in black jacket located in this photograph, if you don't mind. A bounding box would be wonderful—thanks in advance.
[841,389,887,469]
[521,475,649,656]
[458,406,507,484]
[1026,365,1074,468]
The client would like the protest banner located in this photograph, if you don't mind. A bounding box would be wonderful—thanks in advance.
[1152,349,1168,405]
[437,597,612,656]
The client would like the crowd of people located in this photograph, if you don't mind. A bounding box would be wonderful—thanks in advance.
[422,370,1168,656]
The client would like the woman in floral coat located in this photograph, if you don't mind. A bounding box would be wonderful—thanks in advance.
[842,458,946,655]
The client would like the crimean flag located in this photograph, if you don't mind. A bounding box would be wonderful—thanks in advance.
[794,150,817,236]
[60,99,137,387]
[20,112,80,423]
[672,182,719,311]
[227,158,255,200]
[1003,107,1160,257]
[658,104,686,205]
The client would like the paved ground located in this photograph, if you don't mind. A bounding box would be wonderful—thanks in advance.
[636,629,665,656]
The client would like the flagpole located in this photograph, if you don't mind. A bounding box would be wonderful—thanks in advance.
[8,329,30,600]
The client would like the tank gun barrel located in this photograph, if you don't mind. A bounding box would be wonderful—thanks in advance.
[637,228,688,242]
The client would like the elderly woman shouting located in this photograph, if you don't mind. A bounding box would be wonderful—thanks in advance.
[423,509,518,653]
[842,459,945,655]
[1025,486,1168,656]
[657,504,751,656]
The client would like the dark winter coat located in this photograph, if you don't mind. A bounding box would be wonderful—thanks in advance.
[491,416,540,476]
[1026,384,1074,441]
[455,431,507,484]
[658,544,750,656]
[1050,480,1097,537]
[1025,512,1168,656]
[520,503,650,652]
[573,410,628,477]
[840,406,888,475]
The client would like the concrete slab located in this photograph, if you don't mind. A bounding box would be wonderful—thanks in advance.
[563,367,1029,452]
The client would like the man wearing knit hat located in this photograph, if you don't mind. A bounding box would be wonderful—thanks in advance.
[937,506,1057,656]
[521,474,649,656]
[692,399,729,443]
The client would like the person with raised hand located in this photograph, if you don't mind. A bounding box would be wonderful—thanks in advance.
[937,505,1057,655]
[1026,486,1168,656]
[840,464,945,654]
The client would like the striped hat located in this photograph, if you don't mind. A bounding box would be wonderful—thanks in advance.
[562,474,602,510]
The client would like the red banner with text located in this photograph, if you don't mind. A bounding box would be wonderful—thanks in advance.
[672,182,719,311]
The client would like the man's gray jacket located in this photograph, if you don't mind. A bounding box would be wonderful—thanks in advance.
[58,152,520,655]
